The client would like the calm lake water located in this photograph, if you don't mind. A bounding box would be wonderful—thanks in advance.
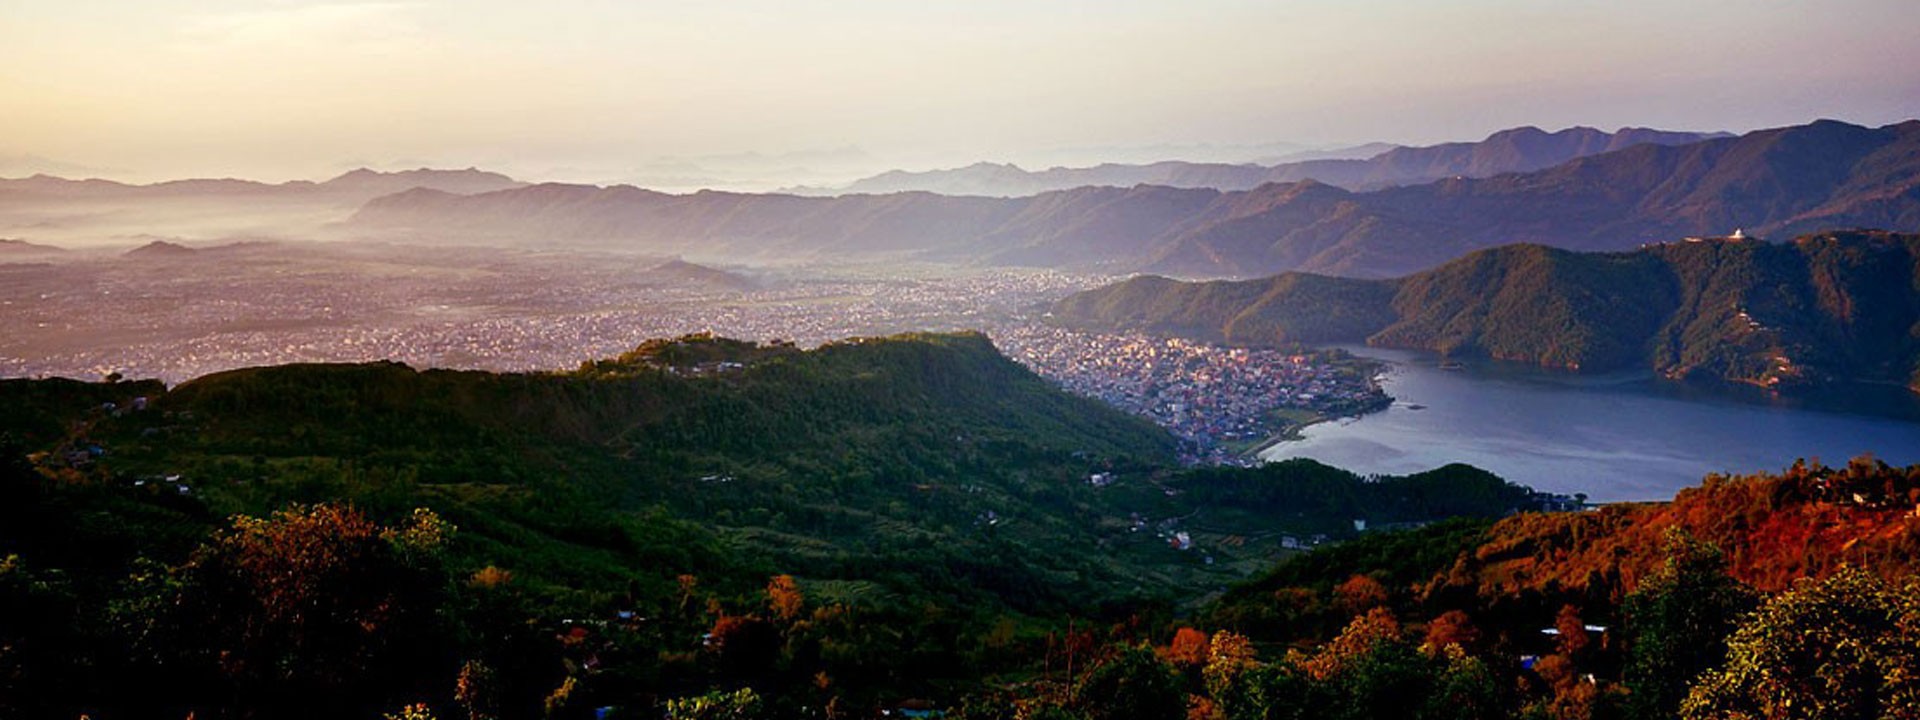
[1259,346,1920,502]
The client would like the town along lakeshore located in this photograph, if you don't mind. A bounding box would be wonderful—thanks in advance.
[995,325,1392,465]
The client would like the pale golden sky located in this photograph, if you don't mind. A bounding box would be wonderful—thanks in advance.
[4,0,1918,185]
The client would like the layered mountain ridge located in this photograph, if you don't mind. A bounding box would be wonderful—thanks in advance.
[818,126,1725,197]
[0,167,525,202]
[1050,230,1920,390]
[347,120,1920,279]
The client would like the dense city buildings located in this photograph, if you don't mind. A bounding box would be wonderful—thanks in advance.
[995,326,1389,464]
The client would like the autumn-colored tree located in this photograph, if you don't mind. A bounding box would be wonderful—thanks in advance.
[1681,569,1920,720]
[1334,575,1389,616]
[1187,694,1219,720]
[1166,627,1211,670]
[469,566,514,590]
[1202,631,1313,720]
[1421,610,1481,655]
[171,504,454,719]
[766,574,804,623]
[1553,605,1590,658]
[1200,631,1257,699]
[1300,607,1400,681]
[1528,653,1605,720]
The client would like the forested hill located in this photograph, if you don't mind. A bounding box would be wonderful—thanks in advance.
[1052,230,1920,389]
[90,332,1192,607]
[1187,456,1920,720]
[0,332,1575,718]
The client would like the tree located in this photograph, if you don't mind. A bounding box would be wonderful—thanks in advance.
[766,574,804,623]
[1553,605,1591,659]
[1292,608,1436,720]
[1681,568,1920,720]
[1167,627,1211,670]
[1326,636,1431,720]
[1421,610,1481,655]
[1216,663,1313,720]
[707,615,781,683]
[665,688,766,720]
[1074,645,1185,720]
[1300,608,1400,681]
[170,504,455,719]
[387,703,442,720]
[1620,532,1755,720]
[0,554,77,719]
[456,660,500,720]
[1423,646,1503,720]
[1334,575,1389,616]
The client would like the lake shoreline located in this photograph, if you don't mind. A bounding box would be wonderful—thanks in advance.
[1258,345,1920,502]
[1236,358,1397,461]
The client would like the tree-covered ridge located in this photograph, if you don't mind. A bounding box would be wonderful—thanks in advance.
[0,332,1596,718]
[1053,230,1920,388]
[90,332,1190,611]
[1203,456,1920,642]
[1180,456,1920,720]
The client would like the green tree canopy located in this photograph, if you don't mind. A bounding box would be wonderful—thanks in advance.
[1681,568,1920,720]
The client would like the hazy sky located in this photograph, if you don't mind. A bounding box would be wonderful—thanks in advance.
[5,0,1918,184]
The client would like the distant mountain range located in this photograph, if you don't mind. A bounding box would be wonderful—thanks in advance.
[348,120,1920,279]
[0,238,67,259]
[0,167,531,249]
[1050,230,1920,390]
[798,126,1724,197]
[0,167,524,204]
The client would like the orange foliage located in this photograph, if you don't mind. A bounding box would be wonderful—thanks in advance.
[1187,694,1221,720]
[1335,574,1389,614]
[1553,605,1589,657]
[1299,607,1400,681]
[469,565,514,589]
[766,574,804,622]
[1420,457,1920,606]
[1422,609,1481,654]
[1166,627,1210,669]
[1530,653,1601,720]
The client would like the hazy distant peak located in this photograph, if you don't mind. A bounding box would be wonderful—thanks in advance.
[125,240,197,258]
[319,166,524,196]
[0,237,67,254]
[1484,125,1552,139]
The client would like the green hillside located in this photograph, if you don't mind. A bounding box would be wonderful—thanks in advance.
[80,332,1184,611]
[0,332,1572,718]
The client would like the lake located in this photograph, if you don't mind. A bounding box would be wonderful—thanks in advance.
[1259,346,1920,502]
